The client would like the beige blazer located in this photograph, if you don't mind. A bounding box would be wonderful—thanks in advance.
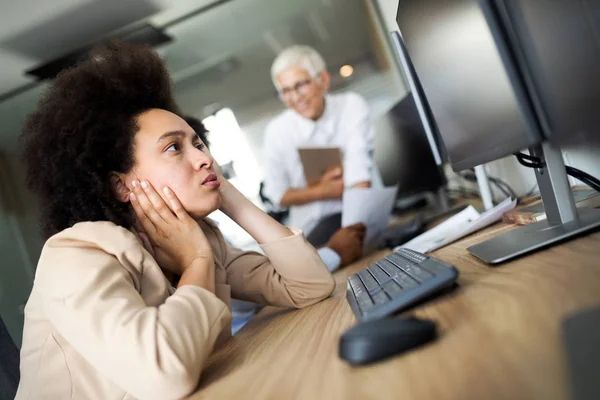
[16,220,335,400]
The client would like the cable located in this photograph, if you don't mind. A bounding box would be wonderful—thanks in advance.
[514,152,600,192]
[524,183,539,197]
[515,152,544,168]
[516,152,600,191]
[458,171,518,201]
[444,187,481,199]
[489,176,518,199]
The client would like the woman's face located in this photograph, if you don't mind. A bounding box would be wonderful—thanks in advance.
[123,109,221,219]
[277,66,328,121]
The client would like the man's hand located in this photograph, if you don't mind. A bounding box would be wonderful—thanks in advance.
[325,223,366,266]
[316,167,344,200]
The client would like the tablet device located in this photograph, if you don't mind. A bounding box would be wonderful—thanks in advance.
[297,147,342,186]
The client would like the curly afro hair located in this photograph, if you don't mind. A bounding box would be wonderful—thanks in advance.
[22,42,180,238]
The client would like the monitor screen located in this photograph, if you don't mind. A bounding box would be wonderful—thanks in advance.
[372,93,446,198]
[389,31,447,166]
[395,0,542,171]
[493,0,600,146]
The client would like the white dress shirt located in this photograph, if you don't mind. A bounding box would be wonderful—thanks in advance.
[263,92,373,234]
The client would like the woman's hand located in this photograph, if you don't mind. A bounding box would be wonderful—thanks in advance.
[129,180,215,289]
[316,167,344,200]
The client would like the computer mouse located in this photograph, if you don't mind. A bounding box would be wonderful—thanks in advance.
[339,316,437,365]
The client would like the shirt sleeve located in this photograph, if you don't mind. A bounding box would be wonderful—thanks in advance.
[262,120,291,208]
[342,93,373,187]
[317,247,342,272]
[213,225,335,308]
[37,242,231,400]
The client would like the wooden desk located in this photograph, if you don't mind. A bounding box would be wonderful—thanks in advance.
[190,223,600,400]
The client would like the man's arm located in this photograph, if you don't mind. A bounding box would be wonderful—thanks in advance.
[280,167,345,206]
[352,181,371,189]
[319,223,366,271]
[280,186,324,207]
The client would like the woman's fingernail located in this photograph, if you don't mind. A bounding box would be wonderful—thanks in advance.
[130,193,136,201]
[132,180,139,188]
[141,180,149,189]
[163,187,171,196]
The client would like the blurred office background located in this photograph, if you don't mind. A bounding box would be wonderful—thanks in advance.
[1,0,600,369]
[0,0,408,352]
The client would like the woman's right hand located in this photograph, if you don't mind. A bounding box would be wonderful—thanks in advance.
[317,167,344,200]
[129,180,214,279]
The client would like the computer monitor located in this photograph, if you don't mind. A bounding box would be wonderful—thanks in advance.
[389,32,446,166]
[488,0,600,146]
[373,93,447,205]
[395,0,543,171]
[395,0,600,263]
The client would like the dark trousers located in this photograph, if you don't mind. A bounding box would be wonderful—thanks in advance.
[306,213,342,248]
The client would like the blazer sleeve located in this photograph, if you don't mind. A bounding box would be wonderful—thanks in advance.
[208,223,335,308]
[37,236,231,400]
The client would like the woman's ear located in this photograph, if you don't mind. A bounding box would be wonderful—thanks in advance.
[109,172,131,203]
[318,71,331,92]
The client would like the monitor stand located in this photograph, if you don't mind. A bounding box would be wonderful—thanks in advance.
[467,142,600,265]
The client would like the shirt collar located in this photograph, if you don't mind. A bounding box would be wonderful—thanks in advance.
[291,94,336,141]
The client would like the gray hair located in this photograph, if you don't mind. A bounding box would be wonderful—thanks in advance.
[270,45,327,90]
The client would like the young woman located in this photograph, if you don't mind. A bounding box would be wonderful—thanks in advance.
[16,43,335,400]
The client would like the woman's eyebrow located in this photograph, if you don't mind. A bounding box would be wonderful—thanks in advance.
[156,130,186,144]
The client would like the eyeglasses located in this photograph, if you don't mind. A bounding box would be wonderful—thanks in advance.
[278,79,313,101]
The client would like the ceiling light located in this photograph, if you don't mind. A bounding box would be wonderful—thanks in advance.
[339,65,354,78]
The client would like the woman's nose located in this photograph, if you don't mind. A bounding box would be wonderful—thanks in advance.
[192,149,213,171]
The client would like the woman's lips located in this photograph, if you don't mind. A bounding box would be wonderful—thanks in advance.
[203,173,220,188]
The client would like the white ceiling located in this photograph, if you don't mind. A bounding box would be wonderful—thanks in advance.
[0,0,373,103]
[0,0,219,96]
[162,0,373,115]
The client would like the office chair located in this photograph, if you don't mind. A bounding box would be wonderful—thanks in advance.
[258,181,289,224]
[0,317,20,398]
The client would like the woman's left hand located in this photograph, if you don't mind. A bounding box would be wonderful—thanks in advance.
[129,180,214,276]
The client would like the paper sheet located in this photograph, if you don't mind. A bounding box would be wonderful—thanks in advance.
[397,197,517,254]
[342,185,399,252]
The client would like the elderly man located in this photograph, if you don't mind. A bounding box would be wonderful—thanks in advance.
[263,45,373,247]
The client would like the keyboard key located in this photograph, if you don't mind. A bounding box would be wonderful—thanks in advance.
[388,252,416,266]
[371,290,389,305]
[393,272,419,289]
[357,294,375,311]
[405,265,434,282]
[376,259,403,277]
[368,265,393,285]
[388,258,433,283]
[396,248,428,263]
[381,280,404,297]
[349,275,368,297]
[358,270,381,293]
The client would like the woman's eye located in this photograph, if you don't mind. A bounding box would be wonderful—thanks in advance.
[166,143,180,152]
[195,143,205,151]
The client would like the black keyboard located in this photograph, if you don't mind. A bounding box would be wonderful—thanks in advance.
[346,248,459,321]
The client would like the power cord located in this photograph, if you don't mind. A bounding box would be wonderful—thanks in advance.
[515,152,600,193]
[458,170,518,203]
